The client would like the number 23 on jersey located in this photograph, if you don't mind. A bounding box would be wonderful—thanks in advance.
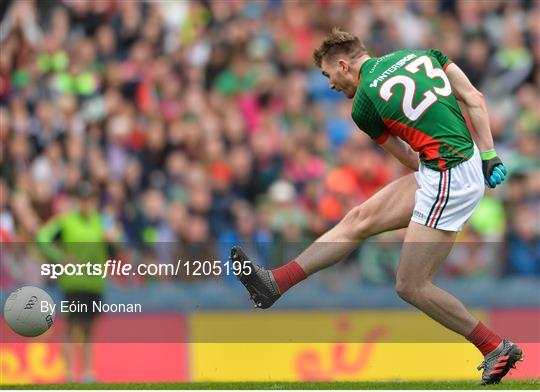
[379,56,452,121]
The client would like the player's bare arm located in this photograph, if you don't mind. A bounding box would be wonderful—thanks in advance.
[380,135,420,171]
[445,63,507,188]
[445,63,493,151]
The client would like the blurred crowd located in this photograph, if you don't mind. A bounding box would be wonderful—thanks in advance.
[1,0,539,287]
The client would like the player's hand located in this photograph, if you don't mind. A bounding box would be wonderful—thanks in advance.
[480,149,507,189]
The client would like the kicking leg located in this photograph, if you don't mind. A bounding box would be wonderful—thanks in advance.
[232,174,417,308]
[295,173,417,274]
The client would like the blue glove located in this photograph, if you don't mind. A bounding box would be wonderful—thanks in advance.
[480,149,507,188]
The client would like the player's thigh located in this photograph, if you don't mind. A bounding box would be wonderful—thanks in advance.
[397,221,457,286]
[360,173,417,237]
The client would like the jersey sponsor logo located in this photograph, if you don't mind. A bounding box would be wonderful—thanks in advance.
[369,54,417,88]
[368,53,394,74]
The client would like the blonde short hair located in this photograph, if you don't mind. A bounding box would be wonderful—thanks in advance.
[313,27,368,67]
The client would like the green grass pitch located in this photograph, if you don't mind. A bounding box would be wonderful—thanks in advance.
[2,380,539,389]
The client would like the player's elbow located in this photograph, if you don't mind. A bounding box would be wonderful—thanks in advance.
[471,89,485,104]
[465,89,486,109]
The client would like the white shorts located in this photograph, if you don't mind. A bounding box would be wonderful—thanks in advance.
[412,146,484,232]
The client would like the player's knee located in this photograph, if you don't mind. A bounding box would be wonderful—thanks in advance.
[341,205,373,240]
[395,279,420,304]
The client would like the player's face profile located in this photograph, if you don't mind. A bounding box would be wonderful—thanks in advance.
[321,57,357,98]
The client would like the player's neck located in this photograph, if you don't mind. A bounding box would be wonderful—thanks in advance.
[353,55,371,84]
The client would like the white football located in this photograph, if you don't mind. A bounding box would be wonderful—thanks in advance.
[3,286,55,337]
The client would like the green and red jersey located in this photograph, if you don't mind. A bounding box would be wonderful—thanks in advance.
[352,49,474,171]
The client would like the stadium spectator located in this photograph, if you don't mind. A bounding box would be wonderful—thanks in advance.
[505,204,540,276]
[218,200,273,270]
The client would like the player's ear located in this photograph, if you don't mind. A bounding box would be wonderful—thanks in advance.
[338,59,349,73]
